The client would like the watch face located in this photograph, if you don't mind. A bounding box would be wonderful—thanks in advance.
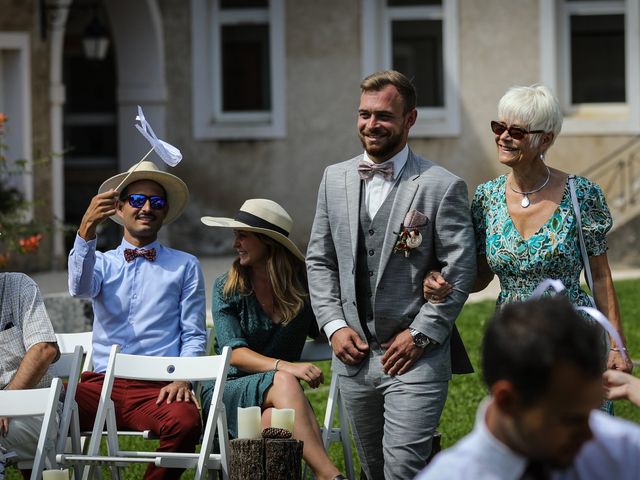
[412,330,429,348]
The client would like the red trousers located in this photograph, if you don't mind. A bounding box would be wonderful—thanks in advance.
[76,371,202,480]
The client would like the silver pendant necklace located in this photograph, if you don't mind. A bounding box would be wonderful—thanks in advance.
[508,166,551,208]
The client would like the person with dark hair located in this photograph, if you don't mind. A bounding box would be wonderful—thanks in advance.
[68,161,207,480]
[306,70,476,479]
[417,296,640,479]
[200,199,345,480]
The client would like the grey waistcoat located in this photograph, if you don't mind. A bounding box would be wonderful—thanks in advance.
[355,179,400,344]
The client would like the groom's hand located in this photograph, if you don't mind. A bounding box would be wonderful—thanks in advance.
[381,330,424,376]
[330,327,369,365]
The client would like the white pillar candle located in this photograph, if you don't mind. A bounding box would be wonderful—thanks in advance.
[271,408,295,434]
[42,469,69,480]
[237,406,262,439]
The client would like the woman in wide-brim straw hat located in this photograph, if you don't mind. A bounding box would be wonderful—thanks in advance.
[200,199,346,480]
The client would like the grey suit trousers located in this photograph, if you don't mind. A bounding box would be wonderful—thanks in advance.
[338,347,448,480]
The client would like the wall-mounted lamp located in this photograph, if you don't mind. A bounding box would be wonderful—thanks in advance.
[40,0,110,61]
[82,13,110,60]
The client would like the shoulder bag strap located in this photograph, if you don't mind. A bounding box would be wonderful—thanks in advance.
[568,175,596,306]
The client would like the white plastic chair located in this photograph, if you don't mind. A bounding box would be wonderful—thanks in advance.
[57,344,232,480]
[0,377,63,480]
[299,339,355,480]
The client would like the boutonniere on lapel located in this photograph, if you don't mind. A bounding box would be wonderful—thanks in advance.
[393,209,428,257]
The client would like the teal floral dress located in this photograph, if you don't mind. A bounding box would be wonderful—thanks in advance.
[471,175,612,308]
[200,273,318,439]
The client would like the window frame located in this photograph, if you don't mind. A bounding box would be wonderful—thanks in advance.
[191,0,286,140]
[361,0,460,137]
[0,32,33,215]
[540,0,640,135]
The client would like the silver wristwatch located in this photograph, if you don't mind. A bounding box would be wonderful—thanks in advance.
[409,328,431,348]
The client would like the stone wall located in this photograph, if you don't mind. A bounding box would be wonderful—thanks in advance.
[43,294,93,333]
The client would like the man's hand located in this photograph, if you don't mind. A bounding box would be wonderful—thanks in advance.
[423,271,452,304]
[330,327,369,365]
[0,416,8,437]
[381,330,425,376]
[156,380,198,406]
[78,190,119,240]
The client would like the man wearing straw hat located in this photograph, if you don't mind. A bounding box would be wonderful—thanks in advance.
[306,70,476,479]
[68,161,207,480]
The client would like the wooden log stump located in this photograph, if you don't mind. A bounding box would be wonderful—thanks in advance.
[229,438,304,480]
[230,439,264,480]
[264,439,304,480]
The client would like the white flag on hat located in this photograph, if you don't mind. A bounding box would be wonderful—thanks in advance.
[135,105,182,167]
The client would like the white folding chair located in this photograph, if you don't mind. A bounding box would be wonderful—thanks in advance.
[55,332,93,373]
[299,339,355,480]
[0,378,63,480]
[14,345,84,477]
[49,345,85,478]
[58,344,232,480]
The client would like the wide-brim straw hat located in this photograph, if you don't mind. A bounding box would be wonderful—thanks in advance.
[201,199,305,262]
[98,160,189,226]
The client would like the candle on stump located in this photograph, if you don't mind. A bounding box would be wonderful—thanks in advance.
[42,469,70,479]
[237,406,262,439]
[271,408,295,434]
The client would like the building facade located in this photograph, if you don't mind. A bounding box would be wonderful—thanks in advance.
[1,0,638,269]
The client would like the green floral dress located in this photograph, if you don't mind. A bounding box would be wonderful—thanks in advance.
[471,175,612,308]
[200,273,318,439]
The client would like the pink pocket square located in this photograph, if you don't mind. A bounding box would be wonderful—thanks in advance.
[404,209,428,228]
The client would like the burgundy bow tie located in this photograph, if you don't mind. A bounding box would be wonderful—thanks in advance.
[357,159,394,181]
[124,248,157,263]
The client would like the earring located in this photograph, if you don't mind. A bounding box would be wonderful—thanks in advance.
[539,153,545,162]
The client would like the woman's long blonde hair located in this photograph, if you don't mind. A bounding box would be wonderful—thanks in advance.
[223,232,308,325]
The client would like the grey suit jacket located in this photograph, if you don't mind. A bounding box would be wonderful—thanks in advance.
[306,149,477,381]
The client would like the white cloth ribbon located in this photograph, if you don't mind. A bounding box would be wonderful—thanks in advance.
[135,105,182,167]
[530,278,630,363]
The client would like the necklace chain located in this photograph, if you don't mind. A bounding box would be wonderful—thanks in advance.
[508,166,551,208]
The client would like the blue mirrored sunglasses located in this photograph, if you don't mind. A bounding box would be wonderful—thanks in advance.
[126,194,167,210]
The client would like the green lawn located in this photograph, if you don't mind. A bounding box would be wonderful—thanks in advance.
[7,278,640,478]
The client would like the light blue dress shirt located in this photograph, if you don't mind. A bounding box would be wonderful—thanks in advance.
[417,398,640,479]
[68,234,206,373]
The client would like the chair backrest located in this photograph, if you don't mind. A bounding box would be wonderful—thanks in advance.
[0,377,63,479]
[56,331,93,372]
[299,339,333,362]
[108,346,230,382]
[0,377,62,416]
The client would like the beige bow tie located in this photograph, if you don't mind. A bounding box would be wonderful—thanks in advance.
[357,160,394,181]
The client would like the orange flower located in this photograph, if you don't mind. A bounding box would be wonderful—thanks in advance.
[0,112,6,125]
[18,233,43,254]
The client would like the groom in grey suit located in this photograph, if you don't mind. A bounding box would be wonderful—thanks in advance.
[306,70,476,479]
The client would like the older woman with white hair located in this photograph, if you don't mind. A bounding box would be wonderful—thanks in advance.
[424,85,632,376]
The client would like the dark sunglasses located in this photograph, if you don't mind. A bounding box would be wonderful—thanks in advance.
[490,121,545,140]
[126,194,167,210]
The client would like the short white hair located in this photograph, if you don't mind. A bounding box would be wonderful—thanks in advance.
[497,85,563,147]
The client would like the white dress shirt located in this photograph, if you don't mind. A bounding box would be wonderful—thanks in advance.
[416,398,640,479]
[323,145,409,340]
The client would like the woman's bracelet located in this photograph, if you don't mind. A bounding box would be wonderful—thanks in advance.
[274,359,281,371]
[611,347,628,352]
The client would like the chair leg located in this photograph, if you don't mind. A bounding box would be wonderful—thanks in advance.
[337,391,355,480]
[217,409,230,480]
